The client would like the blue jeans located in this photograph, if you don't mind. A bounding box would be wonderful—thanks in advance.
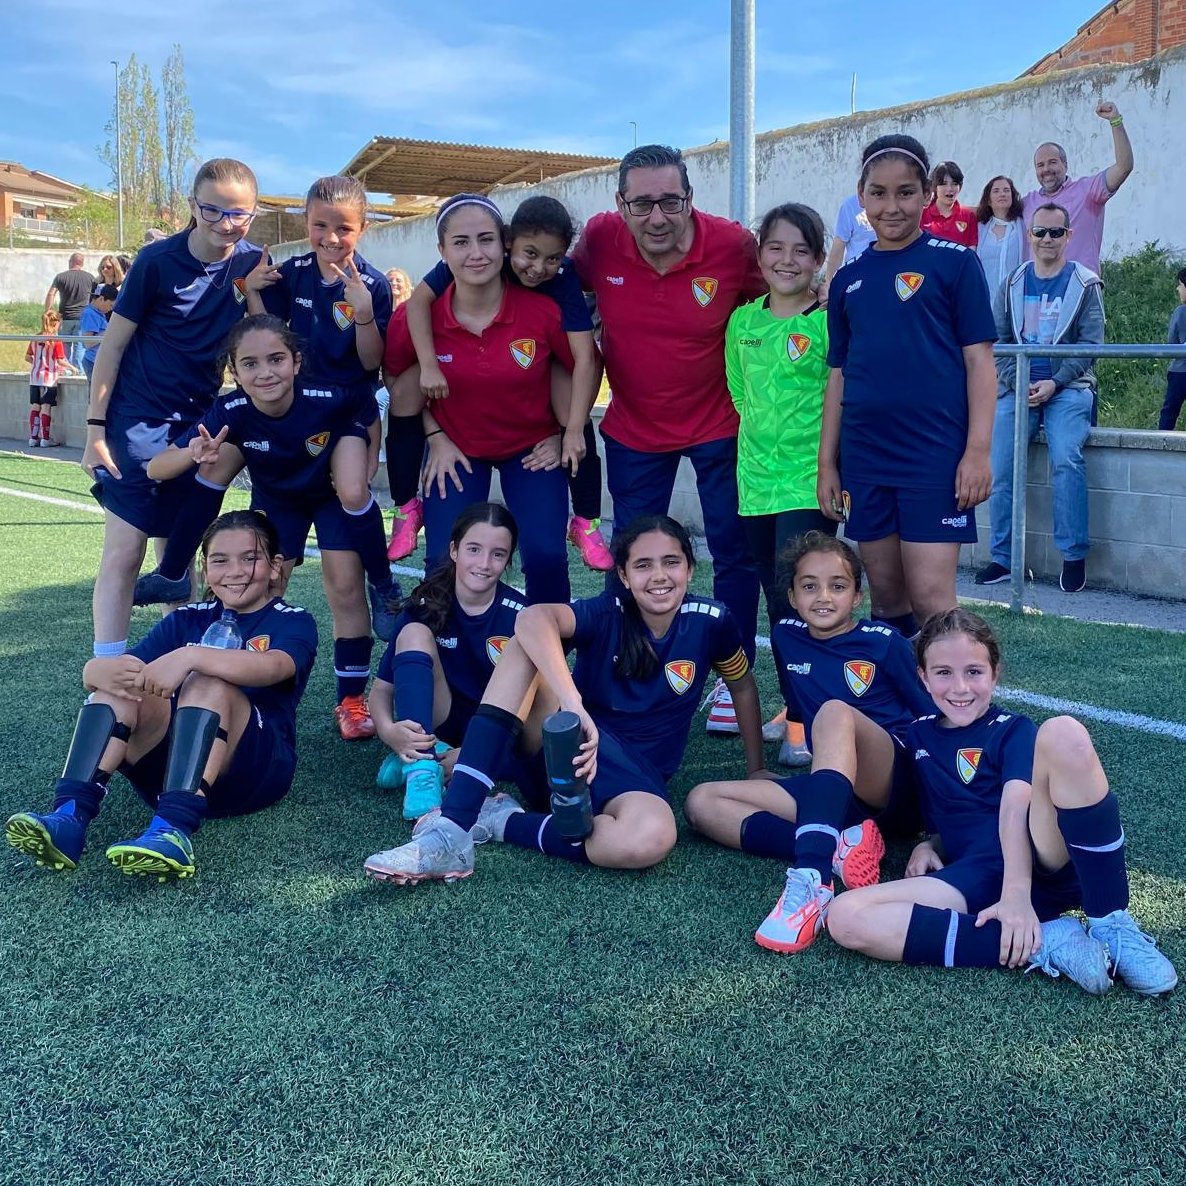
[989,387,1092,565]
[601,430,760,661]
[422,449,570,605]
[60,319,85,370]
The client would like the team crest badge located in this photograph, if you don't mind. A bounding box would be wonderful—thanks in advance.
[486,636,510,665]
[844,661,875,697]
[246,635,271,652]
[232,277,248,305]
[510,339,536,369]
[956,748,983,785]
[786,333,812,361]
[692,277,718,307]
[665,660,696,695]
[895,272,924,301]
[306,431,331,457]
[333,301,355,330]
[955,221,968,232]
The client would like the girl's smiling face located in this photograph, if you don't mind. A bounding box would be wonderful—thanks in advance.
[790,550,861,640]
[919,633,999,727]
[189,178,257,258]
[202,527,279,614]
[439,207,505,288]
[508,230,567,288]
[450,522,514,600]
[859,158,929,249]
[307,199,365,275]
[229,329,299,416]
[617,530,692,623]
[759,217,820,300]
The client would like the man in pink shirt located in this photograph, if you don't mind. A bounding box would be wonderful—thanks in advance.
[1021,99,1134,272]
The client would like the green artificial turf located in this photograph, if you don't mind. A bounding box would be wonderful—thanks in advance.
[1,452,1183,1185]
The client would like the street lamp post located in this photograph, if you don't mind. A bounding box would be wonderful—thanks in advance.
[111,59,124,250]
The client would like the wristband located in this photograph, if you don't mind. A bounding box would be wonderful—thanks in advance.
[1109,116,1124,127]
[425,428,444,438]
[354,317,375,326]
[87,417,107,427]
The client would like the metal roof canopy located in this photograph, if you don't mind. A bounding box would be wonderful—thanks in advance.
[340,137,615,198]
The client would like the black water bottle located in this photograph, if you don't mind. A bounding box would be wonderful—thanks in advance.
[542,710,594,841]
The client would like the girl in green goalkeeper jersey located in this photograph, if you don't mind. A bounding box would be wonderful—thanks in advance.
[725,202,835,629]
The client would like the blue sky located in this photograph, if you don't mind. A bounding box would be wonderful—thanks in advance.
[5,0,1099,197]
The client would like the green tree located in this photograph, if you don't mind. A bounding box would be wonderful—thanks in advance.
[161,46,197,224]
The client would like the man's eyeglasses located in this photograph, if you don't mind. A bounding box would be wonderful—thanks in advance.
[194,201,257,226]
[1030,226,1068,239]
[620,195,689,217]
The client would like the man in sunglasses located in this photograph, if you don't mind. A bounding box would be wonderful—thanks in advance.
[977,203,1104,594]
[1020,99,1133,272]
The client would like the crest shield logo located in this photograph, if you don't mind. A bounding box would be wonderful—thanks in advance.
[306,431,331,457]
[232,277,248,305]
[246,635,271,652]
[692,277,718,307]
[844,661,875,697]
[486,636,510,665]
[786,333,812,361]
[332,301,355,330]
[895,272,924,301]
[665,660,696,695]
[956,748,983,784]
[510,339,536,369]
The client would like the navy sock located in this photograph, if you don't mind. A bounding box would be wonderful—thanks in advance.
[344,497,393,588]
[442,705,520,833]
[51,777,106,825]
[504,811,592,865]
[335,635,373,700]
[153,789,208,837]
[873,612,919,639]
[789,768,853,886]
[385,415,425,505]
[1058,792,1130,917]
[159,476,226,581]
[739,811,797,861]
[568,422,602,521]
[903,905,1003,969]
[393,650,434,733]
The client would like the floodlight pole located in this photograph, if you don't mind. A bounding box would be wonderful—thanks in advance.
[729,0,756,227]
[111,59,124,251]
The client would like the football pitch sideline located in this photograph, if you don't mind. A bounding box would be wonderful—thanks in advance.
[0,450,1182,1186]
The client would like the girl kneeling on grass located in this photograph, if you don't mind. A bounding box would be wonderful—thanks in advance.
[364,515,766,885]
[685,532,933,954]
[371,502,525,821]
[5,510,317,882]
[827,609,1177,996]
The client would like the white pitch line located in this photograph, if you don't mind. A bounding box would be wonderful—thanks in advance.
[3,481,1185,742]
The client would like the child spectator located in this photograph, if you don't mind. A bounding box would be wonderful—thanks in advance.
[26,310,78,448]
[80,284,119,391]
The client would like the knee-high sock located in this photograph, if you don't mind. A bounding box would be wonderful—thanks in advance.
[568,422,602,521]
[159,475,227,581]
[393,650,434,733]
[29,408,40,439]
[386,415,425,505]
[739,811,797,861]
[504,811,591,864]
[343,496,392,587]
[441,704,519,834]
[788,768,853,886]
[1058,793,1129,918]
[335,636,373,700]
[903,905,1003,968]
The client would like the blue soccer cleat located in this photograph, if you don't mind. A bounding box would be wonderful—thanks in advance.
[368,577,402,643]
[376,741,449,791]
[1089,909,1178,996]
[402,759,445,820]
[106,819,196,882]
[5,808,87,871]
[1026,916,1112,995]
[133,568,192,607]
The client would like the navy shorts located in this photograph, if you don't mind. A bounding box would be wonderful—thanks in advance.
[588,727,669,813]
[30,385,59,407]
[92,412,195,537]
[121,701,296,819]
[841,478,977,544]
[253,492,354,565]
[926,839,1082,920]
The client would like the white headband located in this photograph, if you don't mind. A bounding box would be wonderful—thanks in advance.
[863,147,928,174]
[435,195,504,230]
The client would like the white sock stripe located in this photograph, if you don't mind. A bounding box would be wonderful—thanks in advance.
[195,475,229,492]
[333,666,371,677]
[1069,830,1126,853]
[943,910,960,968]
[454,764,494,791]
[536,816,550,851]
[795,823,840,842]
[344,495,375,517]
[93,640,128,657]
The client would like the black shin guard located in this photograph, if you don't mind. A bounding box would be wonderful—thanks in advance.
[163,707,222,795]
[61,702,121,783]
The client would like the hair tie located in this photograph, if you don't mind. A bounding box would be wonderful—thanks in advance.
[863,147,928,174]
[435,195,504,230]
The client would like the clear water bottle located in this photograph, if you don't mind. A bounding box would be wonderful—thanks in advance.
[542,710,593,841]
[200,609,242,650]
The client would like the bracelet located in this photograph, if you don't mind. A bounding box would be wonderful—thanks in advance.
[87,417,107,427]
[354,317,375,326]
[1110,116,1124,127]
[425,428,444,438]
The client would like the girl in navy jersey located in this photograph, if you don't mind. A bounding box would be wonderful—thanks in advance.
[385,194,610,570]
[5,510,317,883]
[372,503,524,820]
[818,135,997,638]
[84,158,264,654]
[383,194,576,604]
[364,515,766,885]
[147,316,388,742]
[686,532,932,953]
[827,609,1177,996]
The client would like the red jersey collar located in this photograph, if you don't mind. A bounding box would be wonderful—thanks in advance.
[439,278,515,332]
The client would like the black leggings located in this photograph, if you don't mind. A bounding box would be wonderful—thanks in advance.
[742,508,836,631]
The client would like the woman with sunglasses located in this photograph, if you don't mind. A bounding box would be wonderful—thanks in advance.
[82,157,264,664]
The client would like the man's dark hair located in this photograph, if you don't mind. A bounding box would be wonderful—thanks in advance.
[1176,266,1186,286]
[1034,201,1071,229]
[618,145,690,196]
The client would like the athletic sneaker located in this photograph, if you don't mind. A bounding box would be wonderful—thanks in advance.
[975,562,1011,586]
[334,694,376,741]
[413,792,524,845]
[377,741,450,790]
[754,866,833,954]
[28,436,38,448]
[132,568,192,606]
[365,816,474,885]
[5,808,86,871]
[704,679,739,735]
[567,516,614,571]
[1088,909,1178,996]
[1060,558,1087,593]
[762,708,787,743]
[402,758,445,820]
[1026,916,1112,994]
[106,822,196,881]
[778,720,812,768]
[39,437,60,449]
[367,577,402,643]
[386,497,424,561]
[832,819,886,889]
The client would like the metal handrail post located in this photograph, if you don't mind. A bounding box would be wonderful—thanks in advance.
[1009,355,1031,613]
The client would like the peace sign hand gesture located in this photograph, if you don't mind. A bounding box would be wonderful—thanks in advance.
[189,423,229,467]
[329,258,374,324]
[244,246,281,292]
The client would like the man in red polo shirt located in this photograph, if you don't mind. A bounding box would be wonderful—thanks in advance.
[572,145,765,729]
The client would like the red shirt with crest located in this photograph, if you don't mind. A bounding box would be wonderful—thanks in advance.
[920,202,979,248]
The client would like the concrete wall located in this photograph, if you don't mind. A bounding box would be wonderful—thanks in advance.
[0,249,111,304]
[275,46,1186,277]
